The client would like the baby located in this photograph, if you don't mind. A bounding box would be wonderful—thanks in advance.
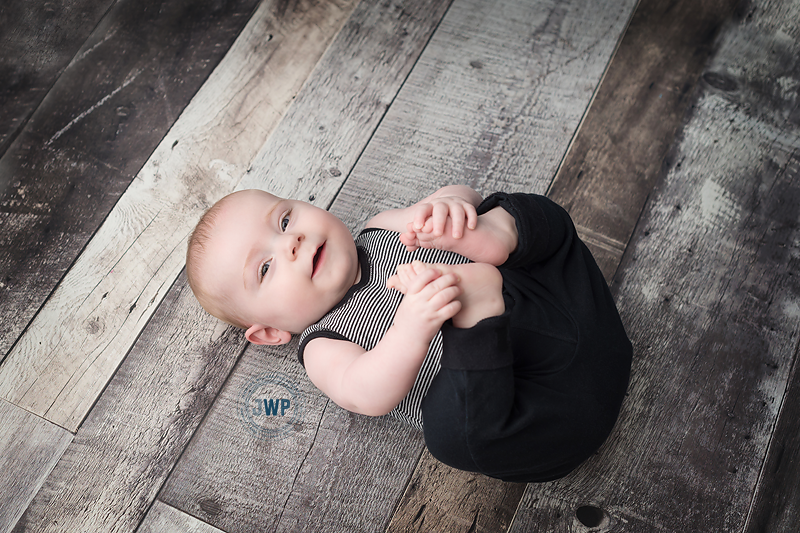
[187,185,632,482]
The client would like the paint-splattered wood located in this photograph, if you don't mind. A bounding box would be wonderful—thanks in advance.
[0,0,358,432]
[0,0,260,357]
[511,0,800,528]
[0,399,72,533]
[138,501,227,533]
[547,0,742,280]
[10,274,246,533]
[0,0,114,157]
[156,0,456,531]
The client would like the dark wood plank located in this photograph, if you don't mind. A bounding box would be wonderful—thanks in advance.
[745,294,800,532]
[0,0,115,157]
[511,0,800,527]
[9,273,246,533]
[547,0,744,280]
[0,0,260,358]
[0,399,72,533]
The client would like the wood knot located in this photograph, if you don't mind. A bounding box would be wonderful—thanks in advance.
[199,497,223,516]
[702,72,738,92]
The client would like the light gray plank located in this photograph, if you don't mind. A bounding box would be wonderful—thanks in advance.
[137,501,226,533]
[511,0,800,529]
[0,399,72,533]
[0,0,359,432]
[11,274,246,533]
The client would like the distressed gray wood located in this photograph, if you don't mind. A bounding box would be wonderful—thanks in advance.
[11,273,246,533]
[0,0,357,431]
[160,340,423,533]
[0,0,114,156]
[0,0,261,358]
[0,399,72,533]
[511,0,800,528]
[137,501,226,533]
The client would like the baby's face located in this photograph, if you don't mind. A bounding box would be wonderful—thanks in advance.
[204,190,359,334]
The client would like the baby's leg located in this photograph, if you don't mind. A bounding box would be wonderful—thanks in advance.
[433,262,504,329]
[413,207,518,266]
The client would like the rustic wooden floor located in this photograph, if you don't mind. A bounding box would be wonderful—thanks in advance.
[2,0,799,531]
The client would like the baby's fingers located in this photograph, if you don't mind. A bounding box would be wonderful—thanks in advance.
[413,203,434,231]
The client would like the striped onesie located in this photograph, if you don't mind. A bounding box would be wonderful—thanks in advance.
[297,227,470,429]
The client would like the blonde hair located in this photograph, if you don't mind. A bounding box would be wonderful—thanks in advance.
[186,196,247,329]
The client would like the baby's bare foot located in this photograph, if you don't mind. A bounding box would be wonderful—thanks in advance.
[411,207,517,266]
[434,263,504,329]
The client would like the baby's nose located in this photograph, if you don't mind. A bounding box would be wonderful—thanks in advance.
[286,233,303,258]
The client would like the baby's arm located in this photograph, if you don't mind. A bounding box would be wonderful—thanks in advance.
[302,264,462,417]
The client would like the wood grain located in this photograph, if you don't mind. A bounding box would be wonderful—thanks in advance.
[0,0,261,357]
[0,399,72,533]
[547,0,743,280]
[0,0,114,156]
[11,274,247,533]
[511,0,800,528]
[138,501,226,533]
[0,0,358,432]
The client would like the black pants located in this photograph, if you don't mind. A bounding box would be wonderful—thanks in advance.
[421,193,632,483]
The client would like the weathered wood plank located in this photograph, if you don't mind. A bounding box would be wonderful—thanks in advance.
[0,0,261,357]
[547,0,742,280]
[11,273,246,533]
[160,340,422,533]
[0,0,358,431]
[511,0,800,528]
[0,0,115,157]
[0,399,72,533]
[138,501,226,533]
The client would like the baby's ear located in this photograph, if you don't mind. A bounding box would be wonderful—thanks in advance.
[245,325,292,345]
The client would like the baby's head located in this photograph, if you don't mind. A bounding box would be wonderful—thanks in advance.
[186,189,360,345]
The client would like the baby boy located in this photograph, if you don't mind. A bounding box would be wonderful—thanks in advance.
[187,185,632,482]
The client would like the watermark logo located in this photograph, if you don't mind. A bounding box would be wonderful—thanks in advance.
[238,372,303,440]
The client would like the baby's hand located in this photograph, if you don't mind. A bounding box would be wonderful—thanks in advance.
[399,196,477,252]
[387,261,462,340]
[386,260,429,294]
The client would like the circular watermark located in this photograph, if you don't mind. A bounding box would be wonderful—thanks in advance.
[238,372,303,440]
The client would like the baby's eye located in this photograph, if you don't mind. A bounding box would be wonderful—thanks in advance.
[260,260,271,279]
[280,212,290,231]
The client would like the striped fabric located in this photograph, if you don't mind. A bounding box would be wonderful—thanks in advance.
[298,228,470,429]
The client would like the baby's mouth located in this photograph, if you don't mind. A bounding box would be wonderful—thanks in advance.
[312,242,325,277]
